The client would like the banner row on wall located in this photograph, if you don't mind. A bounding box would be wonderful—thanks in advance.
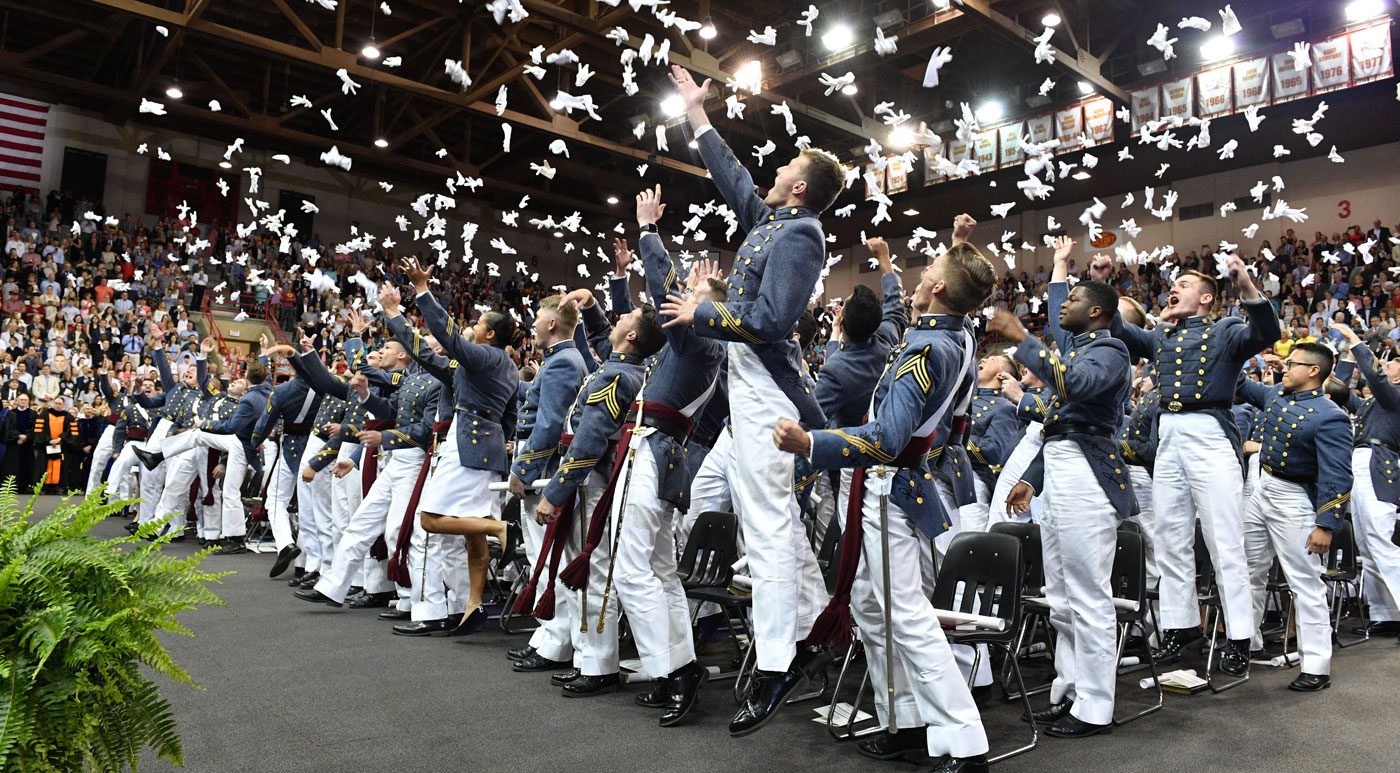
[865,20,1392,200]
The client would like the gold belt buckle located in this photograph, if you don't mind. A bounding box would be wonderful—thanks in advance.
[1167,400,1182,412]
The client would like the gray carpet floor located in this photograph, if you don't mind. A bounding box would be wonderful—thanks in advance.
[52,498,1394,773]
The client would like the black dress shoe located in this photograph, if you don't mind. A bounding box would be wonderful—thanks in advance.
[133,446,164,471]
[1288,673,1331,692]
[728,666,807,737]
[856,728,928,762]
[1217,639,1251,678]
[1352,620,1400,636]
[286,568,305,587]
[378,608,411,621]
[928,755,989,773]
[124,521,139,535]
[1151,627,1203,664]
[635,678,671,708]
[512,653,571,673]
[348,591,394,609]
[1046,715,1112,738]
[293,588,343,608]
[550,669,582,686]
[562,673,621,697]
[428,613,467,637]
[393,619,452,636]
[211,538,249,555]
[270,546,301,579]
[296,571,322,589]
[660,661,708,727]
[508,645,536,661]
[1024,698,1074,724]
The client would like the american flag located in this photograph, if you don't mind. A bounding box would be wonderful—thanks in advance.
[0,93,47,192]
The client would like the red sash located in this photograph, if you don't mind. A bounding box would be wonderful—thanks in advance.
[361,419,395,559]
[124,428,148,442]
[557,423,635,591]
[511,493,577,620]
[385,419,452,588]
[804,430,940,648]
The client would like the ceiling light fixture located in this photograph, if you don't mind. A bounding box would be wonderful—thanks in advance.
[735,60,763,93]
[1042,11,1062,27]
[841,83,858,95]
[1072,170,1091,180]
[1200,35,1235,61]
[165,84,183,100]
[362,41,380,59]
[888,125,915,148]
[606,196,619,204]
[699,18,717,39]
[974,100,1004,123]
[1077,80,1093,95]
[660,94,685,118]
[374,138,389,148]
[903,208,921,216]
[821,23,854,51]
[1345,0,1385,22]
[218,160,231,169]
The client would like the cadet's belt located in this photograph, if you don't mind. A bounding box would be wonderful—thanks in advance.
[107,413,120,425]
[556,433,619,460]
[283,422,313,436]
[432,419,452,441]
[1359,438,1400,453]
[892,434,939,468]
[1043,422,1116,439]
[1262,465,1314,486]
[624,400,694,445]
[364,420,395,431]
[124,428,148,441]
[1159,398,1232,413]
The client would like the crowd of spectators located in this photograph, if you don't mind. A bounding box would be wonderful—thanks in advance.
[0,183,1396,490]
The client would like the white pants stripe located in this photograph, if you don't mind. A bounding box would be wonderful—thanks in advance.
[1153,412,1253,639]
[1243,472,1333,674]
[314,448,425,604]
[1353,448,1400,622]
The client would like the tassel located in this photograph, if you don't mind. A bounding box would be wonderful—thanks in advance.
[391,559,412,588]
[533,586,557,620]
[557,548,594,591]
[805,466,867,648]
[804,595,854,648]
[512,579,538,616]
[369,535,388,560]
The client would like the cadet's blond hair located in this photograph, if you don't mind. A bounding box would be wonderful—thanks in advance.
[940,243,997,315]
[540,294,578,330]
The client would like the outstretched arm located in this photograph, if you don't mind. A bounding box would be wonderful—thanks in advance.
[670,65,767,232]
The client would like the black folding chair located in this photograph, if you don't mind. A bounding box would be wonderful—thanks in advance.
[1197,522,1248,693]
[933,532,1036,764]
[678,512,752,695]
[1323,520,1368,648]
[989,522,1054,701]
[1111,529,1163,725]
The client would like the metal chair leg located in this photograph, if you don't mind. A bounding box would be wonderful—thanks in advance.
[1114,621,1164,725]
[988,642,1038,764]
[825,643,882,741]
[1207,602,1248,693]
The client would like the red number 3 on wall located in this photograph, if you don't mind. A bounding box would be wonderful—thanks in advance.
[1338,200,1351,219]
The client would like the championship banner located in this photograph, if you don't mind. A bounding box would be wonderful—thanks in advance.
[1161,77,1194,119]
[863,162,885,201]
[923,144,944,184]
[1197,66,1233,117]
[1026,113,1054,145]
[1084,98,1113,144]
[1054,105,1083,148]
[1233,57,1270,108]
[973,130,997,171]
[1311,35,1350,92]
[1272,50,1308,101]
[946,137,972,167]
[1351,24,1393,83]
[1130,87,1160,133]
[998,122,1023,166]
[885,155,909,194]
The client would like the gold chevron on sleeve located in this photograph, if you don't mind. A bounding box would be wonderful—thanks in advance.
[516,448,555,463]
[558,456,600,473]
[1317,491,1351,514]
[586,375,624,419]
[894,347,932,394]
[1045,351,1067,395]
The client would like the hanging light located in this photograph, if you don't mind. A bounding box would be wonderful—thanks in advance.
[374,138,389,148]
[165,84,183,100]
[362,40,381,59]
[699,18,717,39]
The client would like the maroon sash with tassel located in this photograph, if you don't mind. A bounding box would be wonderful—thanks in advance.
[360,419,394,559]
[384,420,451,588]
[512,494,577,620]
[803,430,941,648]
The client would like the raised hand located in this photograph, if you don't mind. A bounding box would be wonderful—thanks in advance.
[199,336,215,355]
[1328,320,1361,347]
[1052,235,1076,264]
[349,372,370,401]
[402,256,433,291]
[667,64,712,111]
[299,334,315,353]
[612,238,635,277]
[348,309,371,335]
[379,282,402,313]
[1087,253,1115,283]
[563,288,595,309]
[867,236,893,273]
[987,308,1030,344]
[659,291,698,328]
[951,213,977,244]
[636,184,666,227]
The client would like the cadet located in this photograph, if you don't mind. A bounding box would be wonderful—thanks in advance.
[997,270,1135,739]
[961,353,1021,534]
[1235,342,1352,691]
[251,350,323,580]
[146,339,216,536]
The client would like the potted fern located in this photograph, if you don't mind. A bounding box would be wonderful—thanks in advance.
[0,484,229,771]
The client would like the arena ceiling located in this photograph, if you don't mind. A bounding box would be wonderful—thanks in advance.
[0,0,1394,246]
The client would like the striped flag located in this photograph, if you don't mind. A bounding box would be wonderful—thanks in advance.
[0,93,47,192]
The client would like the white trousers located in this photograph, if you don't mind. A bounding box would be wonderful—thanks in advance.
[1042,439,1119,726]
[409,441,499,622]
[612,439,695,678]
[524,488,578,663]
[989,424,1044,526]
[570,472,617,676]
[1243,472,1333,675]
[683,427,734,546]
[137,457,168,525]
[264,445,297,552]
[86,424,116,499]
[851,478,989,758]
[314,448,425,604]
[959,474,992,534]
[1153,412,1253,638]
[146,429,250,538]
[1127,465,1159,587]
[296,436,334,574]
[152,439,201,525]
[727,343,829,672]
[1353,448,1400,622]
[329,442,361,562]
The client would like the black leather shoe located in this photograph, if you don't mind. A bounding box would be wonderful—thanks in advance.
[377,608,411,621]
[211,538,249,555]
[512,653,571,673]
[427,613,466,637]
[1288,673,1331,692]
[856,728,928,762]
[660,661,708,727]
[443,607,488,637]
[286,568,305,587]
[929,755,989,773]
[293,588,343,608]
[296,571,322,589]
[348,591,394,609]
[124,521,140,535]
[1217,639,1251,677]
[393,619,452,636]
[728,666,807,737]
[1151,627,1203,664]
[508,645,536,661]
[550,668,582,686]
[270,547,301,579]
[1352,620,1400,636]
[562,673,621,697]
[1046,715,1112,738]
[635,678,671,708]
[133,446,164,471]
[1024,698,1073,724]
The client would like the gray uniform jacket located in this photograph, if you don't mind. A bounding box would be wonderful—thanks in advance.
[511,339,587,485]
[1236,378,1353,529]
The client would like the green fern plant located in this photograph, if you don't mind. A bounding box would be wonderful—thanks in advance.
[0,482,230,771]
